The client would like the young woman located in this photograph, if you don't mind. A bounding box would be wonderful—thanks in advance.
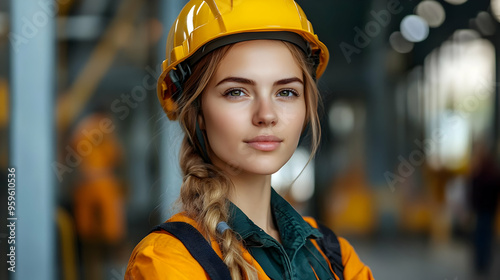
[126,1,374,279]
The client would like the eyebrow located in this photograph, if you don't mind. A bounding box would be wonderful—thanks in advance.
[273,77,303,86]
[215,76,303,87]
[216,77,255,86]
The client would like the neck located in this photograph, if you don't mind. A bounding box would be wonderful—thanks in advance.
[226,172,278,236]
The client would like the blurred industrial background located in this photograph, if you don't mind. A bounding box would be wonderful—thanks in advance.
[1,0,500,279]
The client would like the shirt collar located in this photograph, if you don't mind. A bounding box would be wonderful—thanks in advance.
[228,187,322,249]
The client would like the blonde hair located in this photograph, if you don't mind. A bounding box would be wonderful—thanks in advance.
[173,41,321,280]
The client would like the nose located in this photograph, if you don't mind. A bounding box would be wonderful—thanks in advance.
[252,96,278,127]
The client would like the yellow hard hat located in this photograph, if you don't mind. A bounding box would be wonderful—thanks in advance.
[158,0,330,120]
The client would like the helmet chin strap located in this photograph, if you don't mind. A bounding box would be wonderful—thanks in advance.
[195,119,212,164]
[168,62,192,103]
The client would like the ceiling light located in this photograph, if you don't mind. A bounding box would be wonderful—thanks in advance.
[416,1,446,28]
[401,15,430,42]
[444,0,468,5]
[389,31,414,53]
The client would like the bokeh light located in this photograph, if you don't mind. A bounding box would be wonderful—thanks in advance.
[389,31,414,53]
[401,15,430,42]
[493,0,500,22]
[444,0,468,5]
[328,101,355,137]
[272,147,315,203]
[474,11,496,36]
[416,0,446,28]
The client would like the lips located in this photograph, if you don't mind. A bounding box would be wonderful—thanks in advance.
[244,135,283,151]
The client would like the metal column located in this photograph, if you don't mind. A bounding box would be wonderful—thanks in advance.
[158,0,188,221]
[10,0,56,279]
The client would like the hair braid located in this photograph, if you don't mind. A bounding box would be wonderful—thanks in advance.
[179,139,256,279]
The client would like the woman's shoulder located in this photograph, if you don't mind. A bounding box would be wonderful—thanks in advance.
[125,213,210,280]
[337,237,375,280]
[302,216,375,280]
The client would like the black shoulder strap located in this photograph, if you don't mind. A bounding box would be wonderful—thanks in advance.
[316,222,345,280]
[149,221,231,280]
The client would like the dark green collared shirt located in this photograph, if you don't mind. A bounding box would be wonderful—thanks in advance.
[228,188,336,280]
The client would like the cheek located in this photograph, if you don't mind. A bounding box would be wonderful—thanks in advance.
[283,103,307,136]
[203,105,245,146]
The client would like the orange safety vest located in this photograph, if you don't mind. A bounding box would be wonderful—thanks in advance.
[126,213,374,280]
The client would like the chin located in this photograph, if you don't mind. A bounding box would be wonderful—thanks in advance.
[247,167,282,176]
[237,160,287,176]
[213,150,295,177]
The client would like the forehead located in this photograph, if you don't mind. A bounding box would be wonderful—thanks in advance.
[212,40,303,81]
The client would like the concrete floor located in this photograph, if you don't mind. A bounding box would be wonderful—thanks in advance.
[351,237,500,280]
